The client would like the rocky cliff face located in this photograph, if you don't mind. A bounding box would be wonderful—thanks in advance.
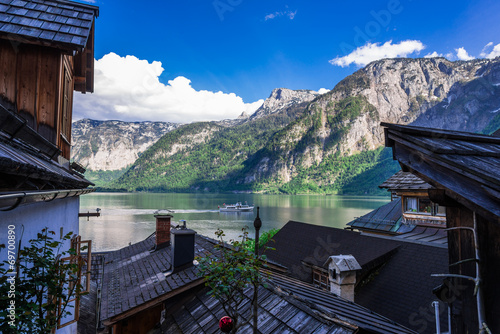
[249,88,321,120]
[87,57,500,194]
[71,119,180,171]
[244,57,500,186]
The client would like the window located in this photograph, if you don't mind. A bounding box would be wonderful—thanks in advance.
[61,62,73,143]
[418,198,432,214]
[312,269,329,291]
[405,197,418,212]
[405,197,446,216]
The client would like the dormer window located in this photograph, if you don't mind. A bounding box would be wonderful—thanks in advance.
[404,197,445,216]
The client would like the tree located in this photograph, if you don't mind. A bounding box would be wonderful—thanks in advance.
[0,228,87,334]
[196,228,271,333]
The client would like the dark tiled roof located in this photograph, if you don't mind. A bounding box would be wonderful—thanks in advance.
[379,170,433,191]
[0,0,98,51]
[155,283,357,334]
[99,233,216,322]
[266,221,400,281]
[268,272,417,334]
[347,198,404,233]
[78,281,98,334]
[382,122,500,222]
[355,241,448,333]
[266,221,449,334]
[0,132,93,190]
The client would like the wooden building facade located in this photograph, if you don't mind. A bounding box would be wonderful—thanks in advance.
[0,2,98,333]
[0,0,97,161]
[382,122,500,334]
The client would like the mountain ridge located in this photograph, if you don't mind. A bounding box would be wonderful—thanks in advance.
[73,57,500,194]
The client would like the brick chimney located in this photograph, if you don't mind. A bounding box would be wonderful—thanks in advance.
[324,254,361,302]
[154,214,172,247]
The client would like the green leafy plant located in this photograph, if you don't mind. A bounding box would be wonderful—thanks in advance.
[196,228,272,333]
[242,228,279,253]
[0,228,86,334]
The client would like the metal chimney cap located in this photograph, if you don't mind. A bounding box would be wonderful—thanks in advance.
[154,214,173,218]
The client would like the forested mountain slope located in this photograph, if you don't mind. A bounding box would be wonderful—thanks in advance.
[105,57,500,194]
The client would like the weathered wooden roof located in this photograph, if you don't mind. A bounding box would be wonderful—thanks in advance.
[0,102,93,194]
[99,233,216,324]
[155,282,358,334]
[379,170,433,191]
[0,0,98,52]
[266,221,449,334]
[268,271,418,334]
[382,122,500,223]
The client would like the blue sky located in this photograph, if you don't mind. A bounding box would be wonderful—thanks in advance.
[74,0,500,123]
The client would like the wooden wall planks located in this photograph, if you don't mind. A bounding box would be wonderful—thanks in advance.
[0,39,75,159]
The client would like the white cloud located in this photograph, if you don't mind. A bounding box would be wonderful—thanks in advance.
[265,9,297,21]
[329,40,426,67]
[480,42,500,59]
[424,51,443,58]
[317,88,330,94]
[73,53,262,123]
[455,47,474,61]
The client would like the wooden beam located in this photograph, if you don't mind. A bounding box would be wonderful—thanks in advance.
[428,189,460,207]
[392,142,500,224]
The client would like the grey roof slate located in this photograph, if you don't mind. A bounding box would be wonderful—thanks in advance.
[266,221,449,334]
[0,132,93,191]
[266,221,401,281]
[155,283,358,334]
[347,198,404,233]
[268,271,417,334]
[0,0,98,51]
[99,233,216,322]
[379,170,433,191]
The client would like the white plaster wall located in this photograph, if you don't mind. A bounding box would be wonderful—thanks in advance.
[0,197,80,334]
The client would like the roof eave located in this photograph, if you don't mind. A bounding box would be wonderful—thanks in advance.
[382,124,500,224]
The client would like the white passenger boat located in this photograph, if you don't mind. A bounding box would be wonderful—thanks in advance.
[218,202,254,212]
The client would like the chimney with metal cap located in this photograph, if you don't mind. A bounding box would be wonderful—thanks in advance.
[154,214,172,248]
[171,220,196,271]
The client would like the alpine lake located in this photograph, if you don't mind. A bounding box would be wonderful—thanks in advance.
[79,192,390,252]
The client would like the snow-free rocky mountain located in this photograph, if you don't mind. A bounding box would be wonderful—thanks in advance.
[72,57,500,193]
[71,119,180,171]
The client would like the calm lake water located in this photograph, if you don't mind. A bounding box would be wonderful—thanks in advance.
[79,193,390,252]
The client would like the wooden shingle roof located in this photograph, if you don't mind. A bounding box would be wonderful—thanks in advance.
[379,170,433,191]
[156,283,358,334]
[0,0,98,52]
[382,122,500,223]
[99,233,216,325]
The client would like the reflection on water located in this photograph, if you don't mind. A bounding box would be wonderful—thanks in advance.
[79,193,389,251]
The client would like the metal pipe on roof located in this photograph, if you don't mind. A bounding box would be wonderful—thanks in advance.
[432,301,441,334]
[0,188,95,211]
